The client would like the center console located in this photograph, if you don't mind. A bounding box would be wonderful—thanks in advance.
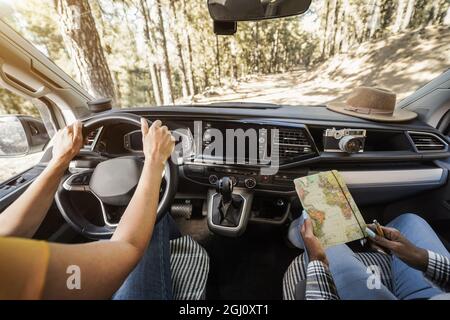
[207,177,253,236]
[183,164,307,193]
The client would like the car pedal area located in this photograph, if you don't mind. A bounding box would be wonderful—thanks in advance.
[170,202,193,220]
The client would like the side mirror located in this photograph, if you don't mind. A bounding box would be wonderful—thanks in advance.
[0,115,50,157]
[208,0,311,22]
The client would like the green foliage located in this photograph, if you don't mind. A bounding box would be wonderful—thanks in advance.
[0,88,38,117]
[0,0,449,114]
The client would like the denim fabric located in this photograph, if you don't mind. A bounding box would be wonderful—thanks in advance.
[290,213,449,300]
[112,215,173,300]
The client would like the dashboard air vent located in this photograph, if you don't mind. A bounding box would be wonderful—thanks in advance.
[273,128,313,161]
[408,132,448,152]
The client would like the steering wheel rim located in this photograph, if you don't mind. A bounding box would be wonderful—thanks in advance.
[55,113,178,239]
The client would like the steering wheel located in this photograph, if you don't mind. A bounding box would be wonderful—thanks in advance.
[55,113,178,239]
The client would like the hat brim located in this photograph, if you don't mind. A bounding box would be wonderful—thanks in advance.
[327,102,417,122]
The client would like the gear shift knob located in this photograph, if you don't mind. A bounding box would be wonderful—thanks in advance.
[216,177,233,204]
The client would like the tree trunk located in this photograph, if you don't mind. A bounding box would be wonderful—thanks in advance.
[113,71,122,104]
[215,36,221,86]
[344,0,364,43]
[329,0,339,56]
[154,0,174,105]
[254,22,260,73]
[433,0,450,24]
[321,0,331,58]
[169,0,189,97]
[340,0,350,52]
[369,0,381,38]
[181,0,196,95]
[186,35,196,94]
[333,0,344,54]
[323,0,337,57]
[229,37,239,80]
[149,63,162,106]
[379,0,396,31]
[401,0,416,30]
[270,28,280,72]
[393,0,407,32]
[139,0,162,105]
[203,63,210,89]
[54,0,116,104]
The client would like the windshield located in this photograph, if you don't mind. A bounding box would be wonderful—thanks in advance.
[1,0,449,111]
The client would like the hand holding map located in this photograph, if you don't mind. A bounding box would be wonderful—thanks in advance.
[294,170,367,248]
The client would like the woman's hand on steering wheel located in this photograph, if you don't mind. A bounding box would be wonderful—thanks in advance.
[56,114,179,238]
[50,120,84,171]
[141,118,175,170]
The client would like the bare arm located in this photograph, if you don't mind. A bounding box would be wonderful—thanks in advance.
[43,119,175,299]
[0,121,83,238]
[110,157,163,252]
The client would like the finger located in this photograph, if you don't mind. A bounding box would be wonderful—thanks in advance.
[379,226,399,240]
[141,118,149,135]
[367,223,375,230]
[151,120,162,131]
[160,125,169,133]
[300,222,306,236]
[61,127,70,139]
[66,124,73,134]
[369,234,396,251]
[367,224,397,240]
[369,242,389,255]
[368,224,397,235]
[73,121,82,143]
[303,219,314,237]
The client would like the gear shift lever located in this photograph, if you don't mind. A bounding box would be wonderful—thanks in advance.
[208,176,253,237]
[212,177,243,227]
[217,176,233,204]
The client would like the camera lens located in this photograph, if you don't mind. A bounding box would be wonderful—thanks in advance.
[339,136,362,153]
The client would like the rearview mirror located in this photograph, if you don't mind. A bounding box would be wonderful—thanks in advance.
[0,115,50,157]
[208,0,311,22]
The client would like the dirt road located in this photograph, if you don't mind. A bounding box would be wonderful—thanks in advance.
[187,26,449,106]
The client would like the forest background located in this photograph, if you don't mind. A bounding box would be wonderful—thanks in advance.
[0,0,449,116]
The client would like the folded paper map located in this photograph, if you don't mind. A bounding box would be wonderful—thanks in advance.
[294,170,367,248]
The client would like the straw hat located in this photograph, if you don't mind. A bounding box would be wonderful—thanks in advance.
[327,87,417,122]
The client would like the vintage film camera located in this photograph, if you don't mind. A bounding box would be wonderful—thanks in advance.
[323,128,366,153]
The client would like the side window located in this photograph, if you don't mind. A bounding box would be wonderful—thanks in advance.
[0,88,50,184]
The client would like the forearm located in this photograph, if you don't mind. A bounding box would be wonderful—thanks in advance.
[44,240,142,299]
[0,160,66,238]
[44,160,166,299]
[111,159,164,254]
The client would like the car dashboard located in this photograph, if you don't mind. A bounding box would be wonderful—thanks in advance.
[84,104,450,224]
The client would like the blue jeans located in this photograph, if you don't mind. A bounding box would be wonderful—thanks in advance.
[293,213,450,300]
[112,215,179,300]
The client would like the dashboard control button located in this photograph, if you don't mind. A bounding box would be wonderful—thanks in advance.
[209,175,219,185]
[244,178,256,189]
